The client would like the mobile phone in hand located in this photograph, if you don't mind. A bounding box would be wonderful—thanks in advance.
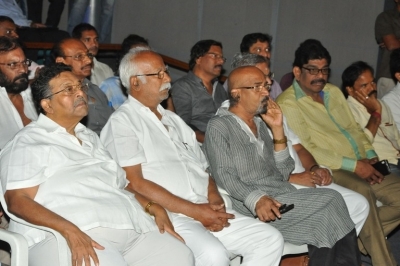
[372,160,391,176]
[279,204,294,214]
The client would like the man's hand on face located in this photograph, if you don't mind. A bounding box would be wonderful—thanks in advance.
[353,89,382,114]
[255,195,282,222]
[192,203,234,232]
[355,159,384,185]
[260,99,283,129]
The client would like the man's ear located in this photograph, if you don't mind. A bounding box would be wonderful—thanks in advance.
[395,72,400,82]
[346,86,354,97]
[195,56,202,66]
[41,98,53,114]
[130,76,140,91]
[55,57,65,64]
[293,66,301,80]
[230,88,240,100]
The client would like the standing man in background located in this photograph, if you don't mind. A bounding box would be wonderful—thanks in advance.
[375,0,400,98]
[68,0,115,43]
[27,0,65,28]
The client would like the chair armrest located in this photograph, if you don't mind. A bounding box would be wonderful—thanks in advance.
[0,229,28,266]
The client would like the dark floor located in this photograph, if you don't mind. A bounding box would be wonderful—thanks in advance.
[361,226,400,266]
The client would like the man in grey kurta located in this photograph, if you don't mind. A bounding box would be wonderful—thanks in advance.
[203,66,360,266]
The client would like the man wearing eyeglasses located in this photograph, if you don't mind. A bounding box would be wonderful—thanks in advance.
[0,16,43,82]
[0,63,194,266]
[52,37,113,135]
[276,39,400,266]
[203,64,361,266]
[101,47,285,266]
[171,39,228,143]
[72,23,114,86]
[0,36,37,150]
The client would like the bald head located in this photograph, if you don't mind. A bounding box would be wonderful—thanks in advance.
[52,38,93,80]
[228,66,265,93]
[228,66,269,112]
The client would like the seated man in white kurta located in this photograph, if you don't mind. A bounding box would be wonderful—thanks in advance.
[0,37,38,149]
[0,63,194,266]
[100,47,285,266]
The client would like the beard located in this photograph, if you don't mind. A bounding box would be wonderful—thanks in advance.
[255,96,269,115]
[0,71,29,94]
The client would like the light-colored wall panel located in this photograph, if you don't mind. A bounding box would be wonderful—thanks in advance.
[273,0,383,86]
[112,0,199,64]
[111,0,384,86]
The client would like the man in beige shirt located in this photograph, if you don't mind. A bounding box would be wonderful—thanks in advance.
[342,61,400,176]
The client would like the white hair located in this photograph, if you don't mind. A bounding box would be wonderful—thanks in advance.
[230,52,269,69]
[119,46,152,94]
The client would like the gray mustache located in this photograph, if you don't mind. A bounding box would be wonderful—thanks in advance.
[74,97,87,107]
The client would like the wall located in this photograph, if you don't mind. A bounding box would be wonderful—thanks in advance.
[110,0,386,86]
[47,0,386,87]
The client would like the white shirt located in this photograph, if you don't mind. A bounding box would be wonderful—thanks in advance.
[383,82,400,132]
[90,58,114,86]
[101,95,209,204]
[347,96,400,164]
[0,86,38,149]
[0,114,156,246]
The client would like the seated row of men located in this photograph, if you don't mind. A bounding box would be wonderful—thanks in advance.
[171,36,400,266]
[0,35,372,265]
[0,18,400,266]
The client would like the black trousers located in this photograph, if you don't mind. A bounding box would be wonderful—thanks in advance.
[27,0,66,27]
[308,229,361,266]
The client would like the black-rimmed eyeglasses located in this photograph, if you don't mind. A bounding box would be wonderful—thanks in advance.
[302,67,330,75]
[135,66,170,79]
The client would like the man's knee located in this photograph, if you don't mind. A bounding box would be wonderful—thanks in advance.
[194,240,230,266]
[333,170,376,201]
[169,244,195,266]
